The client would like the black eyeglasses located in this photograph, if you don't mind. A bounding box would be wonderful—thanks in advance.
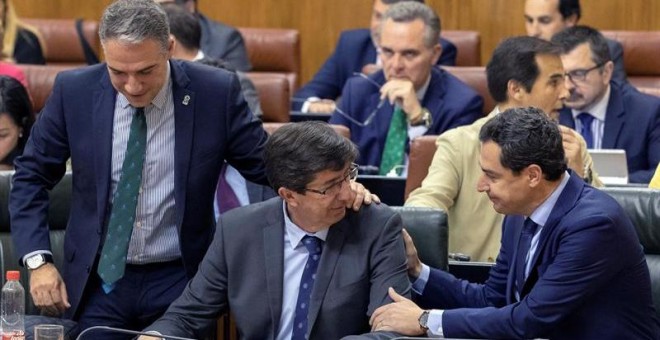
[304,163,358,197]
[564,62,605,83]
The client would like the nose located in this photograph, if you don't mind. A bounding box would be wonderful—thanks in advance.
[124,75,142,95]
[390,53,404,70]
[337,179,353,202]
[563,75,575,92]
[558,80,570,101]
[526,21,540,38]
[476,174,488,193]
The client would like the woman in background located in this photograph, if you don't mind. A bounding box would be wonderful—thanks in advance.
[1,0,45,64]
[0,75,32,170]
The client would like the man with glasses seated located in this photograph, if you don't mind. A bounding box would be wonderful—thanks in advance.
[553,26,660,183]
[141,121,411,340]
[329,2,482,176]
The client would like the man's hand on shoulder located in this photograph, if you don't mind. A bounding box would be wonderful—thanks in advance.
[348,181,381,211]
[29,263,70,316]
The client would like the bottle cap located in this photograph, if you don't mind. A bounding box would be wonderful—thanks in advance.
[6,271,20,281]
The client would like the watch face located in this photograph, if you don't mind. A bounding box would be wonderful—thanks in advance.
[26,255,45,269]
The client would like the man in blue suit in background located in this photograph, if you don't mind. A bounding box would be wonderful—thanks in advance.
[553,26,660,183]
[293,0,457,113]
[370,107,659,339]
[330,2,482,175]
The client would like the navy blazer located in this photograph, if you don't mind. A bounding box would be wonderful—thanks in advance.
[559,82,660,183]
[329,67,482,169]
[292,29,457,111]
[418,172,659,339]
[146,198,411,339]
[9,60,269,318]
[198,13,252,71]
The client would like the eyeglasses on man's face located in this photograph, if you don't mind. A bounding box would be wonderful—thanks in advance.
[304,163,359,197]
[563,62,605,83]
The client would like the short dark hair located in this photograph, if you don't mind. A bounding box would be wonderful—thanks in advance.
[486,36,560,103]
[264,122,358,193]
[551,25,611,66]
[479,107,567,181]
[0,76,34,166]
[162,3,201,51]
[558,0,581,21]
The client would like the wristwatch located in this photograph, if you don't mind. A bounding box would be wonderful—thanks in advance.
[25,254,53,270]
[418,310,430,331]
[411,108,432,128]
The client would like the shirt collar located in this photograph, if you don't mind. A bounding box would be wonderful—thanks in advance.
[528,171,571,227]
[117,61,172,111]
[416,74,431,101]
[571,84,611,121]
[282,201,329,250]
[193,50,205,61]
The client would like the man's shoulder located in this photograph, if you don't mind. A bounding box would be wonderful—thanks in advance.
[338,29,371,45]
[54,64,108,89]
[197,13,240,38]
[618,82,660,111]
[439,115,489,142]
[433,67,481,99]
[346,203,399,227]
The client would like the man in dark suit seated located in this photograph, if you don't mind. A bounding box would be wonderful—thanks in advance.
[524,0,627,84]
[141,122,411,339]
[293,0,458,113]
[553,26,660,183]
[370,107,659,339]
[156,0,252,71]
[330,2,482,175]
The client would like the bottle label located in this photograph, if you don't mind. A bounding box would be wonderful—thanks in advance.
[2,330,25,340]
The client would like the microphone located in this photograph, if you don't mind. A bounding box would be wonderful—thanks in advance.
[75,325,195,340]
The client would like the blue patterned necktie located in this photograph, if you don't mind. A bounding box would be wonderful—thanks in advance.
[291,235,324,340]
[577,112,595,149]
[97,107,147,292]
[516,218,538,297]
[379,106,407,176]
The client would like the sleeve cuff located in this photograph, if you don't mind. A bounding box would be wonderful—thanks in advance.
[411,263,431,295]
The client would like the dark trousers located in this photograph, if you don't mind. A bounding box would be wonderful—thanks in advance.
[76,260,187,340]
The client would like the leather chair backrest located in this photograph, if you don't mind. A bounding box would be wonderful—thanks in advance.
[405,135,438,200]
[601,187,660,319]
[442,66,495,115]
[22,18,100,66]
[18,64,79,114]
[636,86,660,98]
[442,30,481,67]
[602,31,660,89]
[262,122,350,139]
[245,73,290,122]
[0,171,71,315]
[392,206,448,271]
[238,28,300,94]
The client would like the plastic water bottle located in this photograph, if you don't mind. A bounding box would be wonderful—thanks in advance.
[1,271,25,340]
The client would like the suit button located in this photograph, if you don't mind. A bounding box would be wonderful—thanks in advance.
[86,266,90,273]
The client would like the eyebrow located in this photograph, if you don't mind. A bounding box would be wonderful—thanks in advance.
[108,64,157,74]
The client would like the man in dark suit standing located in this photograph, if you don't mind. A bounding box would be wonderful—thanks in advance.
[293,0,458,113]
[553,26,660,183]
[142,122,411,339]
[370,107,659,339]
[330,2,482,174]
[157,0,252,71]
[524,0,627,84]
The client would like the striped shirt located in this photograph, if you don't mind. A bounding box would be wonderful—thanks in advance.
[111,63,180,264]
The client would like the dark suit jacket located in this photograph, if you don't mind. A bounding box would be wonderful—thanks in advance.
[418,172,659,339]
[9,60,269,318]
[198,13,252,71]
[292,29,457,111]
[607,37,627,85]
[146,198,411,339]
[329,67,483,169]
[559,82,660,183]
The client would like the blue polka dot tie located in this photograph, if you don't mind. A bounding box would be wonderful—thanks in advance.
[291,235,324,340]
[577,112,595,149]
[97,107,147,293]
[379,106,407,176]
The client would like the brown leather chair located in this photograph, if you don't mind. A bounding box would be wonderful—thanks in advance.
[442,66,494,115]
[238,28,300,95]
[18,64,80,114]
[405,135,439,200]
[245,73,291,122]
[442,30,481,67]
[262,122,350,139]
[23,18,100,66]
[602,31,660,89]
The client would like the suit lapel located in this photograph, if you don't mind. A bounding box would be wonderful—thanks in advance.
[602,84,625,149]
[422,68,446,130]
[306,218,349,335]
[170,61,196,228]
[93,70,117,234]
[263,199,285,336]
[506,215,525,304]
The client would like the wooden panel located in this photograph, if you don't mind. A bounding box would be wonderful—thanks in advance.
[13,0,660,85]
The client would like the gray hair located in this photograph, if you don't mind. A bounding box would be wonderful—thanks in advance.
[99,0,170,52]
[379,2,440,48]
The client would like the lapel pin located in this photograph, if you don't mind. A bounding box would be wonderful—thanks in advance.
[182,95,191,106]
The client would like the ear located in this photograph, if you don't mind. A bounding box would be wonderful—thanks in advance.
[507,79,526,104]
[601,60,614,85]
[278,187,299,207]
[430,43,442,65]
[564,14,579,27]
[166,36,175,57]
[525,164,543,187]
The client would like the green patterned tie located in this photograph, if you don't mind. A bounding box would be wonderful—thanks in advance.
[379,106,407,175]
[97,107,147,291]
